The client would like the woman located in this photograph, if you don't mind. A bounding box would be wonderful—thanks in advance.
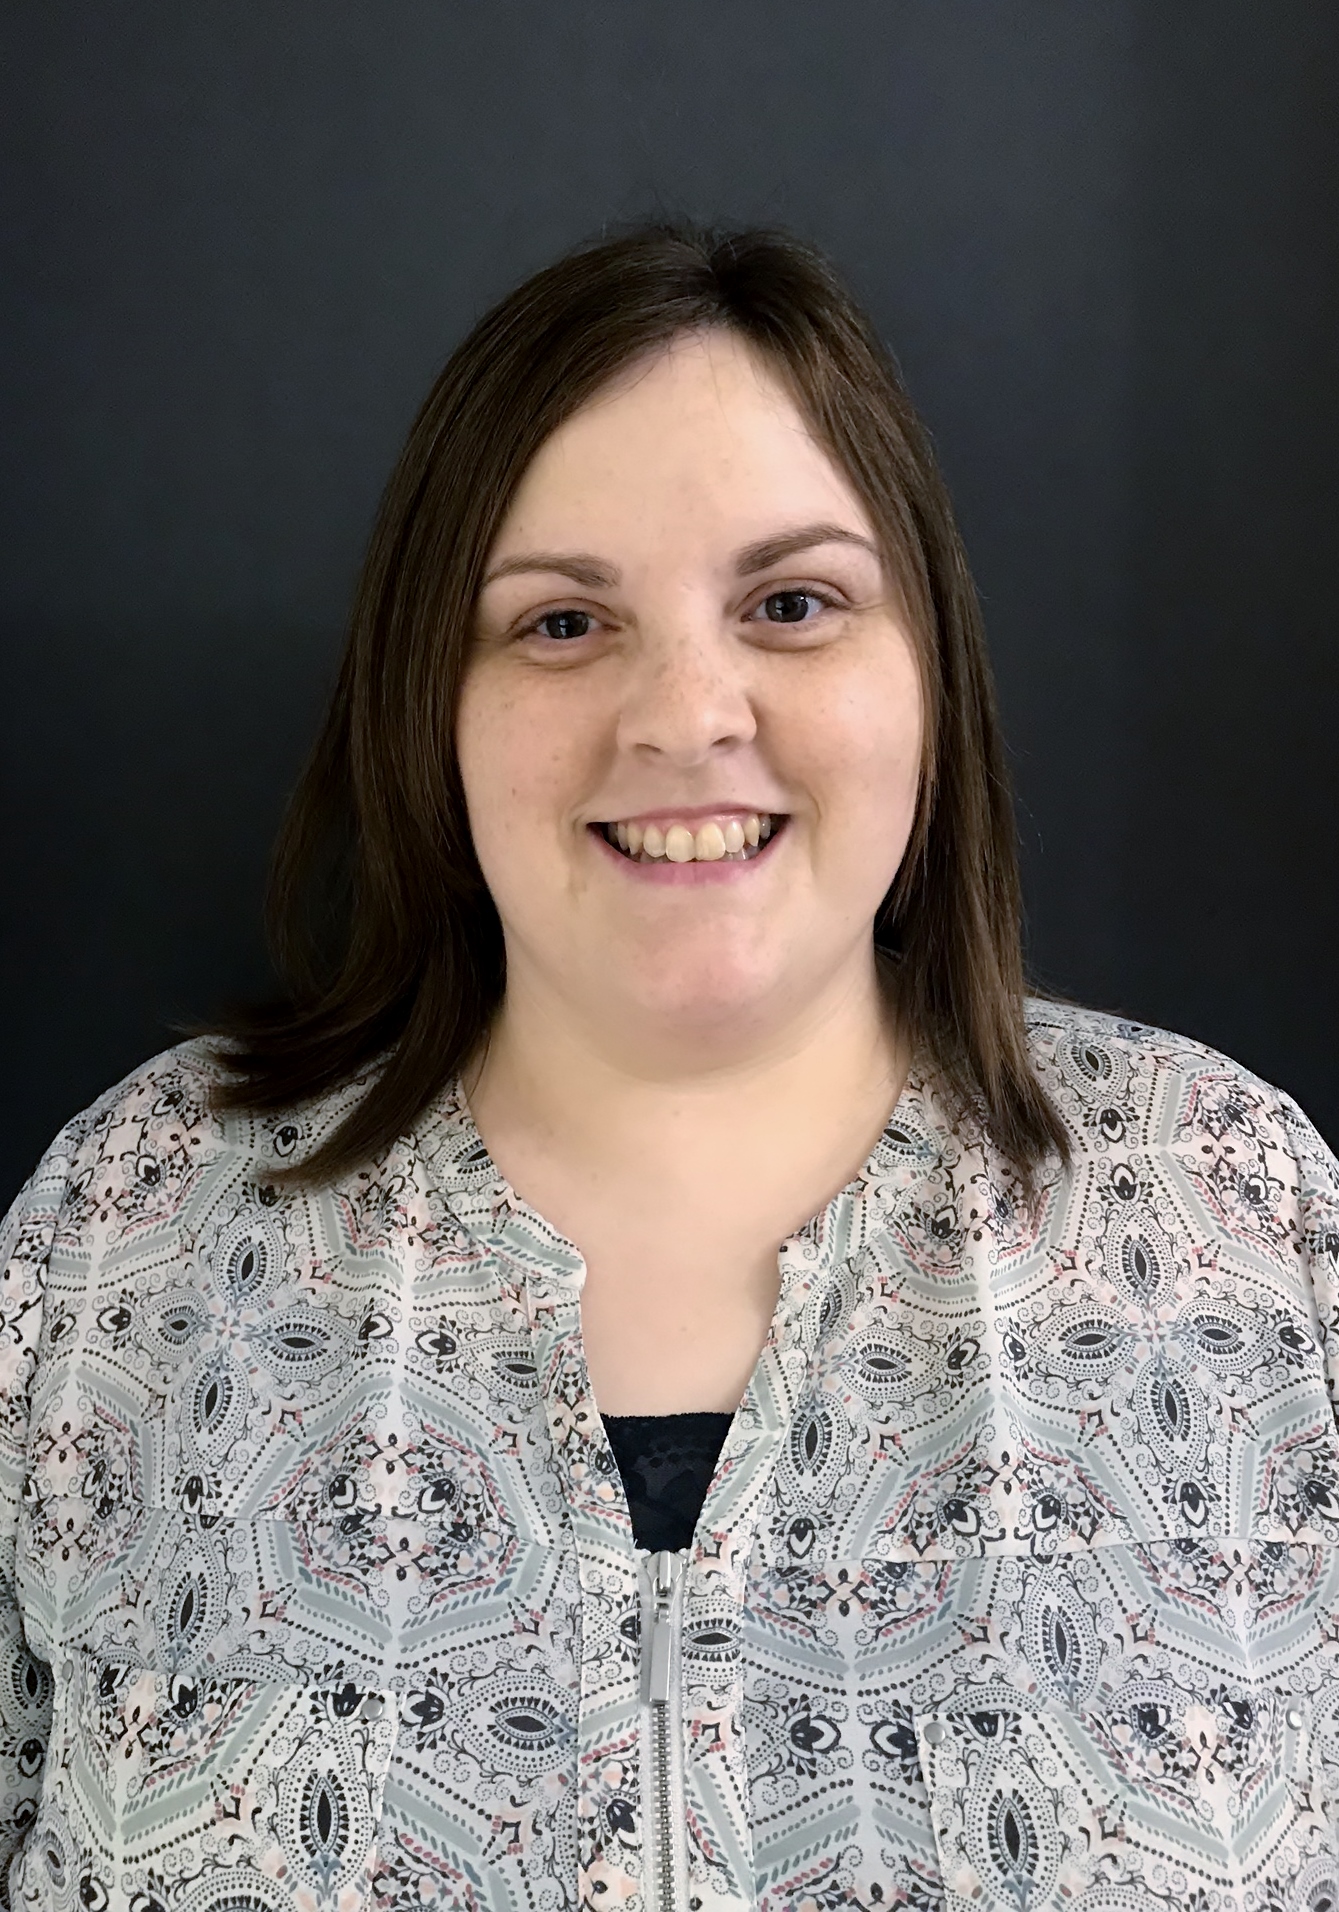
[3,225,1338,1912]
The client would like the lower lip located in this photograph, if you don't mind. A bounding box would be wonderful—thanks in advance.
[588,825,783,883]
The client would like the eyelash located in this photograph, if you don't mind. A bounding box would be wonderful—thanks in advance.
[518,585,845,643]
[746,587,843,624]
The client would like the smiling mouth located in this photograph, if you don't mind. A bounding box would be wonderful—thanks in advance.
[597,812,786,865]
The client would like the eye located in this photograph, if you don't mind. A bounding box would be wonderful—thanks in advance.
[754,589,827,624]
[533,609,594,641]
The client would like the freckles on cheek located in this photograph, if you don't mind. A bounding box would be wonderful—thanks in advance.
[461,696,584,871]
[796,684,918,793]
[800,692,924,865]
[461,676,531,800]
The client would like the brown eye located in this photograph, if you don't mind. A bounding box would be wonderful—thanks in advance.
[760,591,817,624]
[537,610,592,641]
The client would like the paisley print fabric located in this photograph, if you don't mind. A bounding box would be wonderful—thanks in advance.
[1,1002,1338,1912]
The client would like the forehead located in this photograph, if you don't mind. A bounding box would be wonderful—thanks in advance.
[491,330,873,552]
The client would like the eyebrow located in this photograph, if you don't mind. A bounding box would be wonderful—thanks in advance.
[482,551,619,588]
[732,522,880,576]
[481,522,879,592]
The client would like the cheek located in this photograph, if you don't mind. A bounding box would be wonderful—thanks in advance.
[455,671,590,885]
[793,651,924,847]
[455,677,535,883]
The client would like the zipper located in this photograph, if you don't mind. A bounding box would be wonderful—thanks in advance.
[643,1548,687,1912]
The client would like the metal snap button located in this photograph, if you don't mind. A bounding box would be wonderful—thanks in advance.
[1286,1706,1305,1731]
[923,1719,946,1744]
[361,1695,385,1720]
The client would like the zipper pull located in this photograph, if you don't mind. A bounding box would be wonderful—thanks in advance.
[646,1549,684,1704]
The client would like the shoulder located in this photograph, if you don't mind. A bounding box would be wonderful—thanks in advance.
[2,1040,377,1258]
[1022,997,1338,1238]
[1024,997,1316,1144]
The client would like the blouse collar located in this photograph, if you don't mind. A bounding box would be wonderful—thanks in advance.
[412,1062,946,1303]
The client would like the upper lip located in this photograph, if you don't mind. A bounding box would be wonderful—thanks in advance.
[591,803,785,827]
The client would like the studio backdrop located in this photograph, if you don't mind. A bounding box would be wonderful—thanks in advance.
[2,0,1337,1203]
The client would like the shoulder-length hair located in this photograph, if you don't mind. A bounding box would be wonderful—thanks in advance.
[212,222,1069,1185]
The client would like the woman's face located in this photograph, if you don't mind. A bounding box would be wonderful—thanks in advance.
[459,329,924,1057]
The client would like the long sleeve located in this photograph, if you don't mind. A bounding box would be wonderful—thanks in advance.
[1287,1090,1339,1429]
[0,1145,61,1906]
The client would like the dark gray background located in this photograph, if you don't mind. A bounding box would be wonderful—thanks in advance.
[3,1,1337,1203]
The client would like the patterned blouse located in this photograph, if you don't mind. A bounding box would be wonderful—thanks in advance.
[2,1001,1339,1912]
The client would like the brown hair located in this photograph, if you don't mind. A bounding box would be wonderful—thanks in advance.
[212,222,1069,1184]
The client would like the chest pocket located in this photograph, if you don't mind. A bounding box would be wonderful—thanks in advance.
[916,1693,1334,1912]
[21,1656,397,1912]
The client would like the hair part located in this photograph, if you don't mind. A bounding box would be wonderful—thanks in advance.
[211,221,1070,1187]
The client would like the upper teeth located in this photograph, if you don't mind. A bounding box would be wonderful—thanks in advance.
[607,813,775,862]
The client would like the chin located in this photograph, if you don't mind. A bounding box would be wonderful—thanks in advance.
[615,946,789,1035]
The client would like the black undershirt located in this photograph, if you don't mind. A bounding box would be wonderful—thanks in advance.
[603,1412,733,1553]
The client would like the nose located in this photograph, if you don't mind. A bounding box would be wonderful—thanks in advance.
[615,614,757,766]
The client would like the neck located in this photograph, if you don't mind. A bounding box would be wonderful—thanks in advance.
[466,946,904,1212]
